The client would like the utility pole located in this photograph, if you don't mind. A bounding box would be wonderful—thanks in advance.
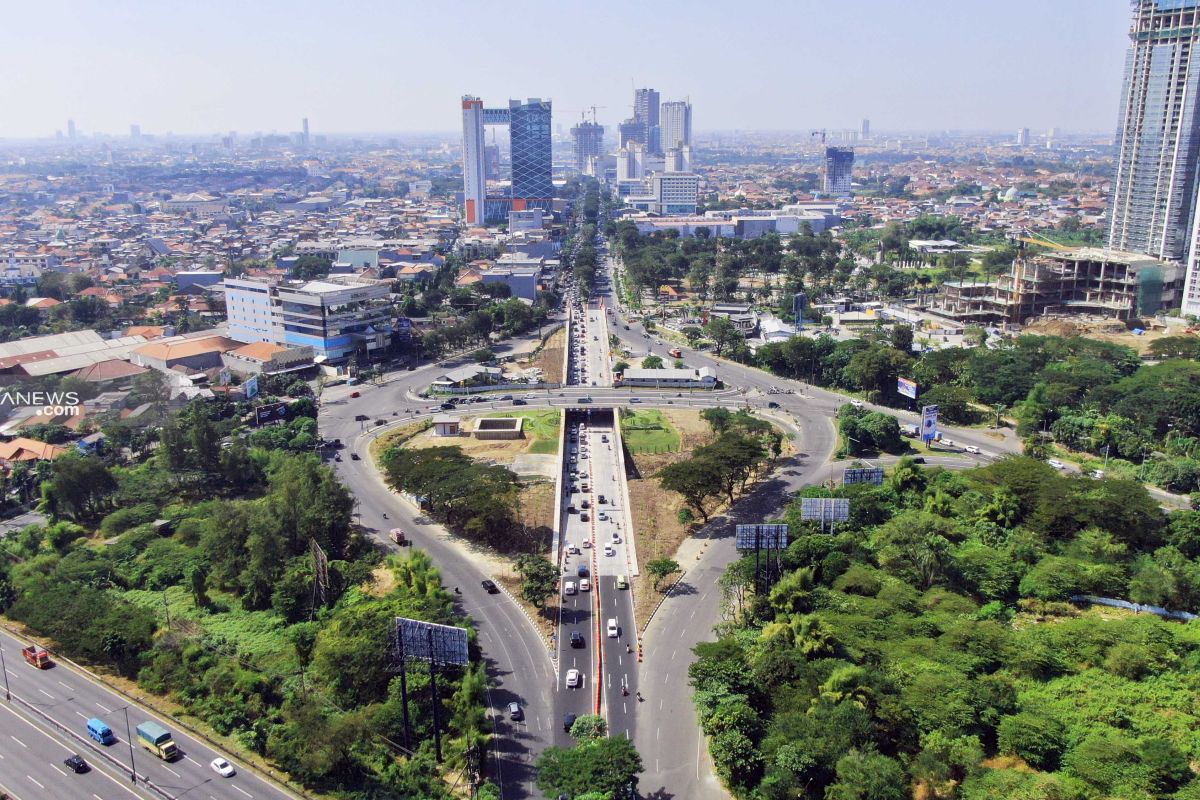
[0,645,10,700]
[122,706,137,784]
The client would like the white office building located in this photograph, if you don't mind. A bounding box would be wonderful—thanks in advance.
[651,173,700,215]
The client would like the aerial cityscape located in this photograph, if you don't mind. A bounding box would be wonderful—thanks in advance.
[5,1,1200,799]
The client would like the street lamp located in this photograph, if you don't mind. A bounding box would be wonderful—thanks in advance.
[0,645,9,700]
[122,706,137,784]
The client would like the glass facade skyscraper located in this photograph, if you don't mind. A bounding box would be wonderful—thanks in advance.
[509,98,554,201]
[1108,1,1200,313]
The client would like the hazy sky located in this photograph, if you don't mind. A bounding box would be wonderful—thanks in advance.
[0,0,1131,139]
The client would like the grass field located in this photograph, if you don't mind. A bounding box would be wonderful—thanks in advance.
[487,409,562,454]
[620,409,681,454]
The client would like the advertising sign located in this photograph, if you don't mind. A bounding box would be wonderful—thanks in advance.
[897,377,918,399]
[244,375,260,399]
[921,404,939,443]
[254,401,289,426]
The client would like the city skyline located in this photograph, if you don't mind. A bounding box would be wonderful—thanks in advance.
[1,0,1129,139]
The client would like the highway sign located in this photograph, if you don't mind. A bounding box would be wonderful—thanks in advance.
[735,524,789,551]
[843,467,885,486]
[392,617,470,666]
[800,497,850,523]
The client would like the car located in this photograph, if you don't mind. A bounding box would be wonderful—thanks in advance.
[64,755,89,774]
[481,579,500,594]
[566,669,582,688]
[1048,459,1067,470]
[964,445,981,455]
[1091,469,1106,479]
[598,494,606,504]
[911,456,926,464]
[354,413,369,421]
[499,395,513,401]
[512,398,527,405]
[611,532,621,544]
[570,631,585,648]
[508,702,524,721]
[579,578,591,591]
[563,712,578,731]
[607,619,619,638]
[582,539,592,549]
[564,581,577,596]
[577,563,590,577]
[616,574,628,589]
[440,402,455,410]
[581,512,590,522]
[767,401,780,409]
[629,397,641,403]
[604,544,615,556]
[211,757,236,778]
[350,453,361,460]
[598,511,608,521]
[850,399,864,408]
[580,471,589,479]
[581,500,591,509]
[350,391,361,398]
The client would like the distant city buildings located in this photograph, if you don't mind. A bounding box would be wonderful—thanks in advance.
[660,101,691,150]
[67,119,76,141]
[1015,127,1029,146]
[1108,0,1200,315]
[461,95,554,225]
[861,118,870,140]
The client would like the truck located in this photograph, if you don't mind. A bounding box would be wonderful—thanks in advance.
[136,721,179,761]
[389,528,409,546]
[668,347,682,358]
[22,645,50,668]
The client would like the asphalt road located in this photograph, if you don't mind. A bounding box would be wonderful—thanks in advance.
[0,629,297,800]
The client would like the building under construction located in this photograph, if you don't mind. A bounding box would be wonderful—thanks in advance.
[929,246,1182,325]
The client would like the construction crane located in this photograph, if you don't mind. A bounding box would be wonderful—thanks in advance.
[811,129,827,145]
[1013,227,1071,251]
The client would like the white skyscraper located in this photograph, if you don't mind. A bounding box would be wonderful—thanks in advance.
[661,101,692,150]
[461,96,487,225]
[1016,127,1030,146]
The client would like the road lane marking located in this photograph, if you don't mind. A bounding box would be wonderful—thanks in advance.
[10,735,26,748]
[96,703,112,713]
[161,765,180,778]
[51,765,67,777]
[37,689,53,699]
[232,785,254,798]
[26,776,43,789]
[57,681,69,689]
[75,711,89,719]
[185,755,202,765]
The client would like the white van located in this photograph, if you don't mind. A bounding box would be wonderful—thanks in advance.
[564,581,577,596]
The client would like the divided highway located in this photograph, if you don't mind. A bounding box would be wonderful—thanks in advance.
[0,628,296,800]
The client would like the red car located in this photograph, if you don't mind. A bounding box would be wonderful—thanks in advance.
[350,391,361,398]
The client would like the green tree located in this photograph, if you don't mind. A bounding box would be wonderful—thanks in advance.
[515,554,559,611]
[826,749,909,800]
[535,736,643,798]
[646,558,681,591]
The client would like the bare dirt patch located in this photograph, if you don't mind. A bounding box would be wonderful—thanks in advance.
[530,326,566,383]
[366,563,399,597]
[1024,317,1177,355]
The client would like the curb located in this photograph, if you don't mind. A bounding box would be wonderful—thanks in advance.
[639,569,689,634]
[493,580,556,656]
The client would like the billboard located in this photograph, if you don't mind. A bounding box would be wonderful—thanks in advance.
[843,467,885,486]
[244,375,260,399]
[255,401,289,426]
[799,497,850,523]
[897,377,918,399]
[735,524,789,551]
[391,617,470,667]
[921,404,939,443]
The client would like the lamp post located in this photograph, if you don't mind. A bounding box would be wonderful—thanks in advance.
[0,645,10,701]
[122,706,137,784]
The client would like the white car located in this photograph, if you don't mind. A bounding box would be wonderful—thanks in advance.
[607,619,619,638]
[579,578,591,592]
[964,445,981,455]
[850,399,864,408]
[582,539,592,549]
[603,544,615,557]
[566,668,582,688]
[211,758,236,778]
[611,532,621,544]
[564,581,577,596]
[1047,459,1066,470]
[598,511,608,521]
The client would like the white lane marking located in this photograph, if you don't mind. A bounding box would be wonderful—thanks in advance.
[75,711,89,719]
[161,765,180,778]
[37,689,53,699]
[96,703,112,713]
[57,681,69,689]
[26,775,44,789]
[10,735,27,748]
[185,755,202,765]
[233,785,254,798]
[51,764,68,777]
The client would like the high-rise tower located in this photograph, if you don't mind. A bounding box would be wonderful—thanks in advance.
[661,101,692,150]
[571,120,605,174]
[823,147,854,197]
[461,95,553,225]
[461,96,488,225]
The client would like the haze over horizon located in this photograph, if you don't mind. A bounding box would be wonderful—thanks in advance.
[1,0,1130,140]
